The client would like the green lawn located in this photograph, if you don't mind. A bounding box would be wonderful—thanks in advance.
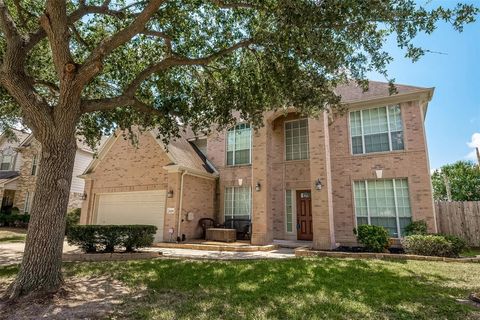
[0,229,26,243]
[462,248,480,258]
[3,258,479,319]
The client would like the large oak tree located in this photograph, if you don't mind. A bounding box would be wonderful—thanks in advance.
[0,0,477,299]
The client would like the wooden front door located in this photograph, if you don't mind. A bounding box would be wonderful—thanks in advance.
[296,190,313,241]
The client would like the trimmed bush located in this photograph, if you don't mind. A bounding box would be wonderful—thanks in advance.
[403,235,453,257]
[439,234,468,257]
[404,220,428,236]
[66,225,157,253]
[0,213,30,228]
[65,208,81,234]
[353,225,390,253]
[403,234,468,257]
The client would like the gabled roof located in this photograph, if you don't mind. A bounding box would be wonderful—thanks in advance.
[0,128,30,147]
[81,129,216,178]
[18,133,107,154]
[151,129,215,174]
[335,80,434,104]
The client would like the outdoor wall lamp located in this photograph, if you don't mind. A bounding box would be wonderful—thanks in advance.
[314,179,323,191]
[80,193,87,200]
[167,190,174,198]
[255,182,261,192]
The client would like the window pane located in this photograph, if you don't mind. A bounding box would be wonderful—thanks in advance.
[352,136,363,154]
[388,105,403,131]
[391,131,404,150]
[364,133,389,153]
[285,190,293,233]
[285,119,309,161]
[362,107,388,135]
[354,181,368,217]
[232,187,251,220]
[226,124,251,165]
[350,111,362,136]
[371,217,398,237]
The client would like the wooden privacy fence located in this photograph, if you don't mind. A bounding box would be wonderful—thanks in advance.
[435,201,480,247]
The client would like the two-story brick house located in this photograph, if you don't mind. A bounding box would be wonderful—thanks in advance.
[79,81,436,249]
[0,129,100,214]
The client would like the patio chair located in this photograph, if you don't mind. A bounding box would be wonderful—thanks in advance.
[198,218,216,239]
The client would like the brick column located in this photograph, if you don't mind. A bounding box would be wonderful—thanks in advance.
[251,122,273,245]
[308,113,335,249]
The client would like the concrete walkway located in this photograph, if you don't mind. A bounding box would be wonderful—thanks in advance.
[0,242,296,266]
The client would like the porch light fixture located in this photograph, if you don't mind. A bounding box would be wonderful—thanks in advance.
[314,179,323,191]
[167,190,174,198]
[80,193,87,200]
[255,182,261,192]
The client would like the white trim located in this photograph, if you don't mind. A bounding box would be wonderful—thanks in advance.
[349,104,404,155]
[285,189,295,234]
[225,123,252,166]
[162,164,217,179]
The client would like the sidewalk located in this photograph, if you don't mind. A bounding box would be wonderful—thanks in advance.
[0,242,296,266]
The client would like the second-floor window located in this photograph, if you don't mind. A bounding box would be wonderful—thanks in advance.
[350,105,404,155]
[31,154,39,176]
[226,124,251,166]
[285,119,309,161]
[0,154,13,171]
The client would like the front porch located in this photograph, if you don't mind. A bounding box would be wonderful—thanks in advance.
[153,239,277,252]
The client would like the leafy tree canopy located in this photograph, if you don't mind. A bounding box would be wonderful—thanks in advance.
[432,160,480,201]
[0,0,477,147]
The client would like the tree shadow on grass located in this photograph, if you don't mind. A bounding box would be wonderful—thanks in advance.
[66,257,480,320]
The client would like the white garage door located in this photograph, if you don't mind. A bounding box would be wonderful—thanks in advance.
[95,190,166,241]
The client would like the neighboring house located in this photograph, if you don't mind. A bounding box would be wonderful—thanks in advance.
[79,81,436,249]
[0,129,101,214]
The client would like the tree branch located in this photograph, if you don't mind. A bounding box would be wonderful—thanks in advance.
[124,38,253,97]
[211,0,259,9]
[81,38,252,115]
[78,0,166,86]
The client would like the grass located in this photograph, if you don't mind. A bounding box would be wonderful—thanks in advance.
[462,248,480,257]
[0,229,26,243]
[3,258,479,319]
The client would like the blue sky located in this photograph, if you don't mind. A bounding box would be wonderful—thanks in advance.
[368,1,480,170]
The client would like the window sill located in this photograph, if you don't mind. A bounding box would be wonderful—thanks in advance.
[225,164,252,168]
[351,149,406,157]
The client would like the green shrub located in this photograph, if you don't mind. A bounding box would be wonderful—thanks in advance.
[403,235,453,257]
[0,213,30,227]
[439,234,468,257]
[65,208,81,234]
[66,225,157,253]
[353,225,390,253]
[404,220,428,236]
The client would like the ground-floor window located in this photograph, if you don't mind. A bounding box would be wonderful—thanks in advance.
[354,178,412,237]
[285,190,294,233]
[224,186,251,220]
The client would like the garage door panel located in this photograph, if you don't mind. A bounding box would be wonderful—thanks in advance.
[95,190,166,241]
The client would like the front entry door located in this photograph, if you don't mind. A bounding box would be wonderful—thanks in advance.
[296,190,313,241]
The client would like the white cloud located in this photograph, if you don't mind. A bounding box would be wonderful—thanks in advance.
[466,132,480,160]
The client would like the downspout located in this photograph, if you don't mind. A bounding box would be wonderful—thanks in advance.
[177,170,188,241]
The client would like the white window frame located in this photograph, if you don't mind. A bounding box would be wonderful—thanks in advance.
[349,105,404,155]
[24,191,34,214]
[31,154,39,176]
[226,123,252,166]
[284,118,309,161]
[224,186,252,220]
[353,178,412,238]
[0,154,14,171]
[284,190,297,234]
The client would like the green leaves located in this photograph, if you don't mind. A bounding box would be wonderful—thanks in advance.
[432,161,480,201]
[0,0,478,147]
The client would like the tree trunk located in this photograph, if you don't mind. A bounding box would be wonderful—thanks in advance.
[4,128,78,299]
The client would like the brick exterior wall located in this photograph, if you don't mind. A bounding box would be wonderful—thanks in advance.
[80,132,216,241]
[79,95,435,248]
[205,98,435,249]
[329,100,435,246]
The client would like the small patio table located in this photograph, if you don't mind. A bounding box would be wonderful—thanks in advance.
[205,228,237,242]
